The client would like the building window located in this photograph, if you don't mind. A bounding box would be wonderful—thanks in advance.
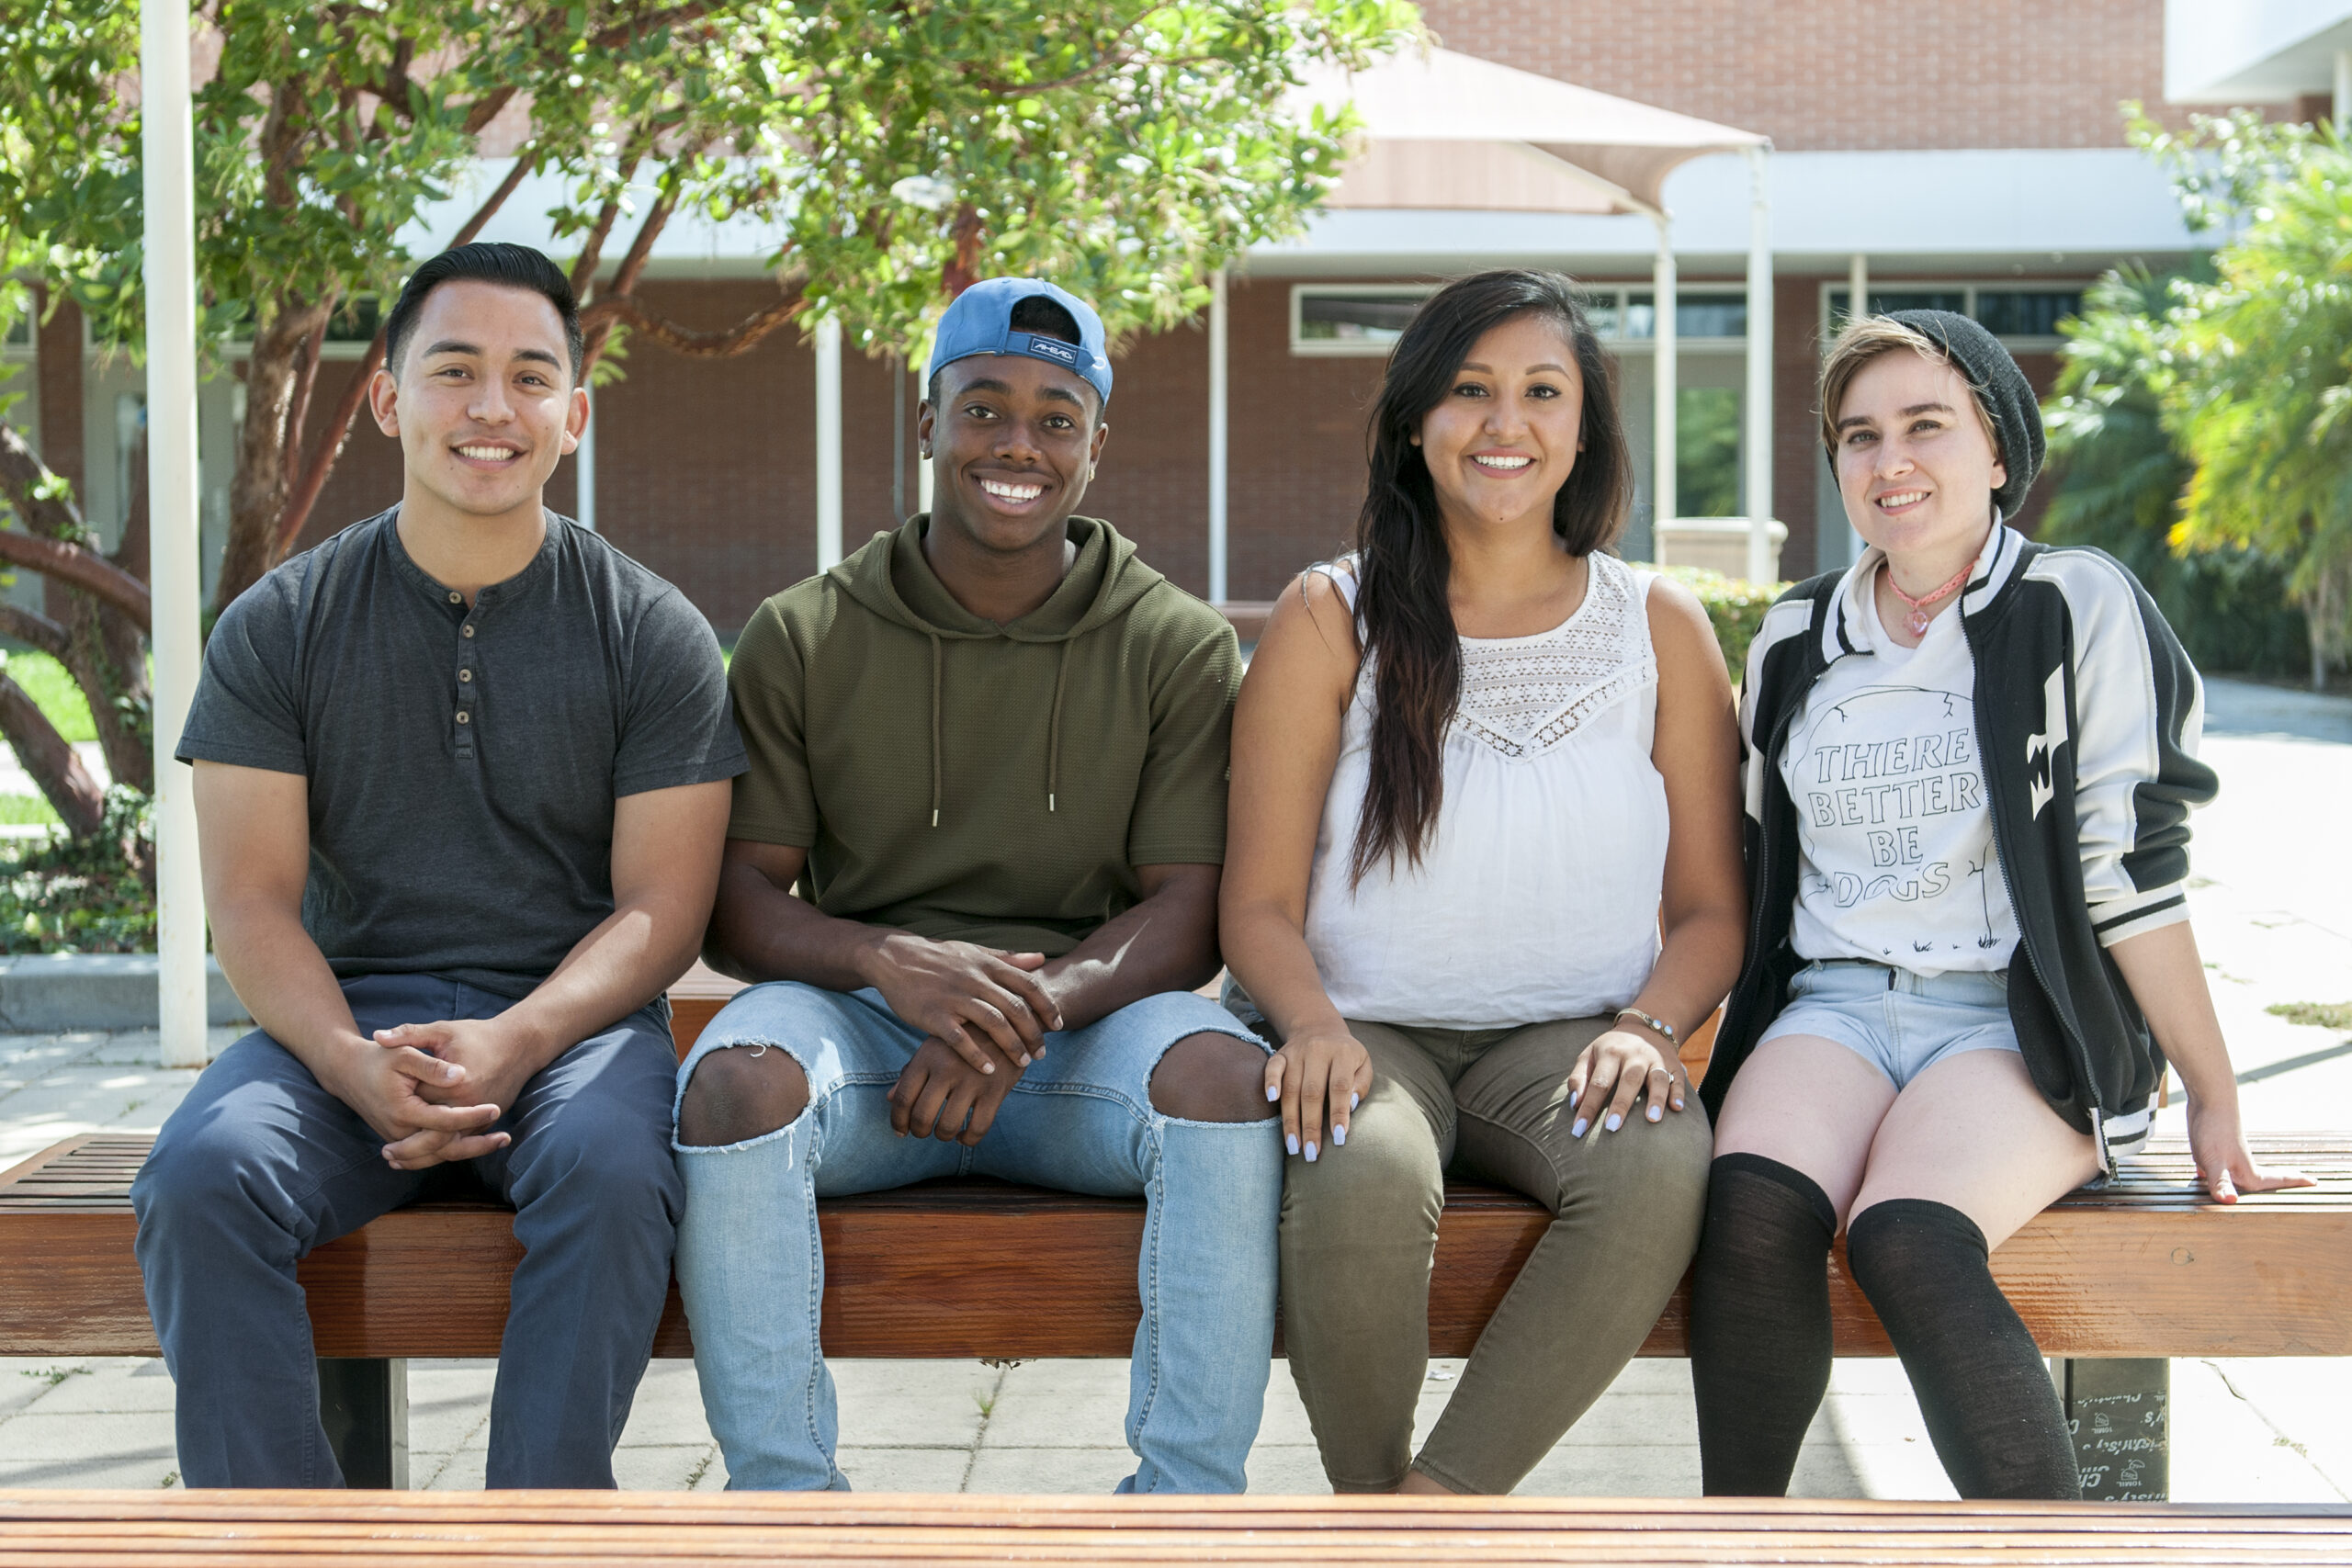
[3,316,28,349]
[1825,285,2084,346]
[1971,288,2084,340]
[1290,287,1433,355]
[1290,284,1749,355]
[1624,292,1747,341]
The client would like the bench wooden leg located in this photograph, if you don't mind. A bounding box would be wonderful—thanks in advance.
[2059,1357,2167,1501]
[317,1357,408,1489]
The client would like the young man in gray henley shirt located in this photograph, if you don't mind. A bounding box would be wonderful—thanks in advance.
[132,243,745,1488]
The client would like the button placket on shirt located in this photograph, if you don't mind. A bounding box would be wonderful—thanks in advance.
[453,590,481,759]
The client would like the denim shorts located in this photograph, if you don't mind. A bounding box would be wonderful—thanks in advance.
[1757,959,2019,1090]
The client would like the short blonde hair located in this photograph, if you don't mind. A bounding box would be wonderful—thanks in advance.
[1817,315,1998,457]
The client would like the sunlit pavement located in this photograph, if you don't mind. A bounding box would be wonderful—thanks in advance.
[2,677,2347,1498]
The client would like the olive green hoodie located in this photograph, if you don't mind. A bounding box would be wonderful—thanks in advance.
[726,515,1239,955]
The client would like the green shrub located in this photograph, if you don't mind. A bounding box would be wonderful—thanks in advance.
[1634,562,1792,679]
[0,789,153,953]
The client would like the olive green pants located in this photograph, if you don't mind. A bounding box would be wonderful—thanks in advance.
[1280,1015,1712,1495]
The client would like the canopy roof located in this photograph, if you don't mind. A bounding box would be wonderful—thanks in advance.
[1292,47,1766,218]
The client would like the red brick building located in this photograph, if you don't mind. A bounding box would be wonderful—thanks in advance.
[3,0,2284,632]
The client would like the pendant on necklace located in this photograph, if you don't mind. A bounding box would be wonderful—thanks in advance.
[1906,607,1932,637]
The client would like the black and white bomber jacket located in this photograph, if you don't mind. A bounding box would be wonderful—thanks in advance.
[1701,523,2219,1176]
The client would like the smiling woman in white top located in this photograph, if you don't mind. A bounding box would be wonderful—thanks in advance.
[1690,310,2311,1504]
[1220,269,1746,1497]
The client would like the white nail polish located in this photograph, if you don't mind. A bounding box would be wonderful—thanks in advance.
[1267,1082,1281,1102]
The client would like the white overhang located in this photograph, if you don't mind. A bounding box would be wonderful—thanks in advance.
[2165,0,2352,101]
[1243,148,2201,276]
[1289,46,1765,219]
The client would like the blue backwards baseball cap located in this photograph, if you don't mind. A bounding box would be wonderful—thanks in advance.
[926,278,1113,407]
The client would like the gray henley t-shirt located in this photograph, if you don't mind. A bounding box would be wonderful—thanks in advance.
[176,508,747,998]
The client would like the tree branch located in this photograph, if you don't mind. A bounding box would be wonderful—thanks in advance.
[0,675,105,840]
[458,3,716,135]
[0,428,153,632]
[580,290,808,358]
[270,151,537,559]
[285,299,334,465]
[970,6,1175,95]
[0,604,70,661]
[581,181,679,370]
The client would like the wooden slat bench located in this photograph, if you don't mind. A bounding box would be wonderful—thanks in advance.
[3,970,2347,1500]
[2,1491,2349,1565]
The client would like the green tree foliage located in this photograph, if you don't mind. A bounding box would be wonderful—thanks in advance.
[1,0,1417,613]
[2042,265,2307,676]
[2163,136,2352,690]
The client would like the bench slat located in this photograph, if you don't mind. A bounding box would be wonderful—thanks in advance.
[3,1134,2349,1362]
[1,1492,2348,1566]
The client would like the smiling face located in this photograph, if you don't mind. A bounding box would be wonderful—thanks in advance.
[1833,349,2006,559]
[1414,311,1585,536]
[919,353,1108,556]
[368,279,585,526]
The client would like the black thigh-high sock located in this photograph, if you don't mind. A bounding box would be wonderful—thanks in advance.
[1845,1199,2082,1500]
[1690,1153,1838,1495]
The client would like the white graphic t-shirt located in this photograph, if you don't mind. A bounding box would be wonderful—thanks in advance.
[1779,577,2020,975]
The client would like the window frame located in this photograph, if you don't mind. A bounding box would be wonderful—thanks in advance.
[1815,279,2093,352]
[1287,281,1756,357]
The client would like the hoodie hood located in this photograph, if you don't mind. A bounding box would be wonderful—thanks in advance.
[829,514,1170,824]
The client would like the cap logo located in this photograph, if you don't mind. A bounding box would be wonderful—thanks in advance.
[1025,335,1079,367]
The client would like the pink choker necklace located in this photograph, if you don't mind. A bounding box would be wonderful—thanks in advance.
[1883,559,1973,637]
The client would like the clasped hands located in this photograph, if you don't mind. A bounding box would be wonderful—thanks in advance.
[865,932,1066,1146]
[331,1016,539,1171]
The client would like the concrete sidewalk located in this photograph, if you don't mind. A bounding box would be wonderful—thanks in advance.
[1,676,2348,1499]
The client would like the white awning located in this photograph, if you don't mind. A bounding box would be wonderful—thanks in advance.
[1291,46,1766,219]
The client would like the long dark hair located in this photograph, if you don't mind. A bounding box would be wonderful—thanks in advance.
[1349,269,1634,886]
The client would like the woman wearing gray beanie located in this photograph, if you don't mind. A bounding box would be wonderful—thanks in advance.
[1685,310,2306,1500]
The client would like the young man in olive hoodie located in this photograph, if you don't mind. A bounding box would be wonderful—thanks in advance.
[675,278,1282,1494]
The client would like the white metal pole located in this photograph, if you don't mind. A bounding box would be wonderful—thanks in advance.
[142,0,208,1068]
[573,388,595,533]
[1651,216,1677,551]
[1207,269,1229,604]
[1743,146,1775,586]
[1845,253,1869,565]
[916,366,935,515]
[2336,49,2350,131]
[814,316,842,570]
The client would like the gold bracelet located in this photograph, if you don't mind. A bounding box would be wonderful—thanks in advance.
[1614,1007,1679,1048]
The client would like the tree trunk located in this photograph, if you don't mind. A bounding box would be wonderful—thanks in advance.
[0,675,105,839]
[54,434,156,796]
[2303,555,2346,694]
[215,298,333,612]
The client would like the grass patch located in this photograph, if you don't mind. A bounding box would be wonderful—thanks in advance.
[0,793,59,826]
[1,651,95,743]
[2268,1001,2352,1031]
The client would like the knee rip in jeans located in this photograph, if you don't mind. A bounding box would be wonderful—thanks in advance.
[1147,1032,1280,1124]
[679,1040,811,1147]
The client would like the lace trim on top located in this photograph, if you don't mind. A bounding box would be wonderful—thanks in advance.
[1450,554,1654,760]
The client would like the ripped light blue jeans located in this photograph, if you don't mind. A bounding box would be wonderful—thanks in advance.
[672,981,1281,1494]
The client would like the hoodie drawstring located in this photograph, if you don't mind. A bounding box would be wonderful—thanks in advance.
[928,631,944,829]
[1046,640,1071,814]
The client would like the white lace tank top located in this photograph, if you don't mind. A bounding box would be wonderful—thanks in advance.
[1301,551,1668,1028]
